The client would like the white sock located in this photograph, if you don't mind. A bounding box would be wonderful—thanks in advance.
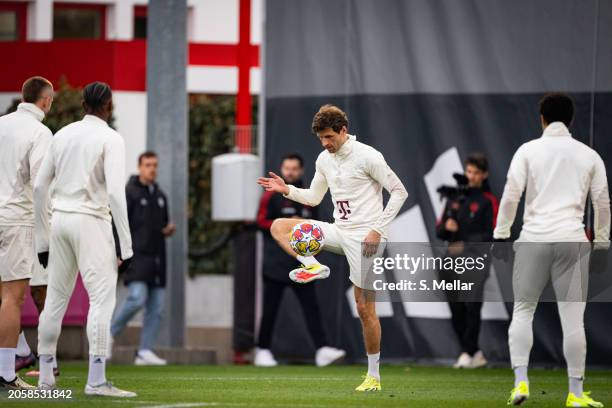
[569,376,583,397]
[39,354,56,386]
[0,348,16,381]
[514,366,528,386]
[297,255,318,267]
[87,355,107,386]
[367,352,380,381]
[16,331,31,357]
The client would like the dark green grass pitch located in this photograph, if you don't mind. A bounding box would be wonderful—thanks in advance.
[1,363,612,407]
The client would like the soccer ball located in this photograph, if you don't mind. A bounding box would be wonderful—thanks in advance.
[289,222,325,257]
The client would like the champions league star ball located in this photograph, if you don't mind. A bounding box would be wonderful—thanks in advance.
[289,222,325,257]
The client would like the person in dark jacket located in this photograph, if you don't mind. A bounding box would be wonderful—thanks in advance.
[436,153,498,369]
[111,151,175,365]
[254,153,345,367]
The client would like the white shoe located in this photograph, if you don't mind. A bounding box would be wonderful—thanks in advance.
[84,382,137,397]
[470,350,487,368]
[289,263,330,284]
[134,349,167,366]
[37,382,56,390]
[315,346,346,367]
[452,352,473,369]
[254,348,278,367]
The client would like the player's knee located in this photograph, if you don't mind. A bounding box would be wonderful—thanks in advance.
[270,219,289,241]
[356,300,376,322]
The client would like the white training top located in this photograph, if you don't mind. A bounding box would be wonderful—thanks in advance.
[494,122,610,244]
[0,103,52,227]
[34,114,133,259]
[284,135,408,236]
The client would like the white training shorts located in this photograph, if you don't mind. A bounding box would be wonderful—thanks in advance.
[313,220,386,289]
[0,225,35,282]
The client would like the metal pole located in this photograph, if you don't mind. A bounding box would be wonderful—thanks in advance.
[146,0,187,347]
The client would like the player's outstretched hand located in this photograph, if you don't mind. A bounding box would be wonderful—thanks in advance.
[257,172,289,195]
[37,252,49,268]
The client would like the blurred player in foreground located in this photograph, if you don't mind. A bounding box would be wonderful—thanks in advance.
[0,76,53,390]
[34,82,135,397]
[257,105,408,391]
[494,93,610,407]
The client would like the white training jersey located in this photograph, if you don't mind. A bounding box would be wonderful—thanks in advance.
[494,122,610,244]
[0,103,52,227]
[34,114,133,259]
[285,135,408,235]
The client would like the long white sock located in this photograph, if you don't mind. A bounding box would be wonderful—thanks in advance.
[569,376,583,397]
[297,255,318,267]
[39,354,56,386]
[514,366,528,386]
[87,355,107,386]
[16,331,31,357]
[0,348,16,381]
[367,352,380,380]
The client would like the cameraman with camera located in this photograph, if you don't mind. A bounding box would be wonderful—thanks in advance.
[436,153,498,369]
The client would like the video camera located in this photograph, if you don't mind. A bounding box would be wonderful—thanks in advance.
[436,173,470,201]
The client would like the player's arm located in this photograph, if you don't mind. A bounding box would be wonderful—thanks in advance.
[257,160,328,207]
[104,134,133,260]
[33,139,55,254]
[590,154,611,249]
[367,152,409,235]
[493,146,527,240]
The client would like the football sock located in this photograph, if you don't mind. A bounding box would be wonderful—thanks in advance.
[367,352,380,381]
[569,376,583,397]
[514,366,528,387]
[87,355,107,386]
[297,255,318,267]
[39,354,56,386]
[16,331,31,357]
[0,348,16,382]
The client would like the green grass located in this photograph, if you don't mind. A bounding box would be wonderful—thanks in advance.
[2,363,612,407]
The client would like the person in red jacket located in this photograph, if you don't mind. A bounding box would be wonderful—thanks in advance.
[255,153,345,367]
[436,153,498,369]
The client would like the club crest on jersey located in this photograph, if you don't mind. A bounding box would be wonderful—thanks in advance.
[337,200,351,220]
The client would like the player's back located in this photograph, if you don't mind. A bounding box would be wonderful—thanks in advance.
[50,115,117,221]
[0,104,50,226]
[518,122,603,241]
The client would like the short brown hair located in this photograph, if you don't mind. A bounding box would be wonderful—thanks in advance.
[465,153,488,172]
[21,76,53,103]
[311,104,348,133]
[138,151,158,165]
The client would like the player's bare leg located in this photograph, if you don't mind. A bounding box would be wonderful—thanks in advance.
[354,286,381,391]
[0,280,28,349]
[30,286,47,315]
[0,279,35,389]
[270,218,302,257]
[271,218,330,284]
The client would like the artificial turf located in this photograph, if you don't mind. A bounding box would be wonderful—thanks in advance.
[2,362,612,407]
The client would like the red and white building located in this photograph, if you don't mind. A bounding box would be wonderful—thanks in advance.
[0,0,262,175]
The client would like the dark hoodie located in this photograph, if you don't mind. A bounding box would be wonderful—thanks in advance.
[122,175,169,287]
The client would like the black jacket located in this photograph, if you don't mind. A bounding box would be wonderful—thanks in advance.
[122,175,170,287]
[256,180,316,282]
[436,187,498,243]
